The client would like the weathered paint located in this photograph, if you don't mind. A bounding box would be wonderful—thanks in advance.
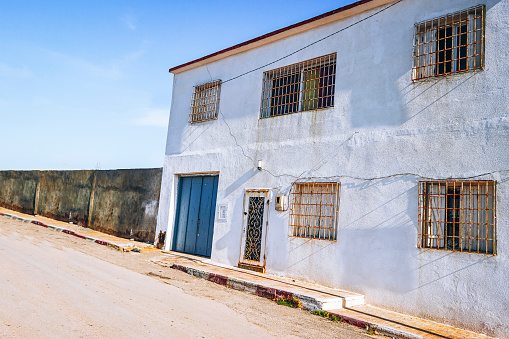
[0,168,162,242]
[172,175,218,257]
[157,0,509,336]
[156,231,166,249]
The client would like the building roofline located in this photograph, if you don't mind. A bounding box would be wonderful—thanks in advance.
[169,0,396,74]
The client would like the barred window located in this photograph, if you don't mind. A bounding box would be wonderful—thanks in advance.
[418,181,496,255]
[412,5,485,81]
[260,53,336,118]
[189,80,221,123]
[289,182,340,240]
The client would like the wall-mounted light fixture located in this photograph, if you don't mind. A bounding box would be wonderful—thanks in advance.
[257,160,263,171]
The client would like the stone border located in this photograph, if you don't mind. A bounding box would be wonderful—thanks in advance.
[169,262,424,339]
[0,212,128,251]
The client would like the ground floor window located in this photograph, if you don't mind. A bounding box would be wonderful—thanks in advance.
[289,182,340,240]
[418,180,496,254]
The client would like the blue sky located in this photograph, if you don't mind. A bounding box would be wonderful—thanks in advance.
[0,0,357,170]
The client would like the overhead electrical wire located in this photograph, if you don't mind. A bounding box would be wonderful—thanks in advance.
[221,0,405,84]
[197,0,506,185]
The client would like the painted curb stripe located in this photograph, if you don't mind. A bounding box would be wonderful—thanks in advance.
[371,324,424,339]
[328,311,371,329]
[208,273,228,286]
[1,212,154,254]
[0,212,115,249]
[327,311,425,339]
[172,264,187,272]
[31,220,48,227]
[169,263,423,339]
[170,263,296,302]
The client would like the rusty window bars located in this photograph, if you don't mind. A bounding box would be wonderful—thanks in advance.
[260,53,336,118]
[289,182,340,241]
[418,180,496,255]
[189,80,221,123]
[412,5,485,81]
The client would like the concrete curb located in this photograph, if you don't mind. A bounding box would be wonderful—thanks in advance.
[169,263,423,339]
[325,311,423,339]
[0,212,131,251]
[172,264,294,300]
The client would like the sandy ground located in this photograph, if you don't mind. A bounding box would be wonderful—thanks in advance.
[0,217,380,338]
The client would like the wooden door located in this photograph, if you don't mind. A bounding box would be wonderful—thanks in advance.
[172,175,218,257]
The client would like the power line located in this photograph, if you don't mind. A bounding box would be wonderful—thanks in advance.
[201,0,404,180]
[200,1,508,185]
[295,170,509,182]
[222,0,404,84]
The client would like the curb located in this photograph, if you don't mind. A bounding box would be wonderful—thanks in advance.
[325,311,423,339]
[0,212,134,252]
[172,263,295,300]
[169,262,425,339]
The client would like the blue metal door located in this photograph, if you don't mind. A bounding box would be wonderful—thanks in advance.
[173,175,218,257]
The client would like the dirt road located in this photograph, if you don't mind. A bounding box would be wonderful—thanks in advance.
[0,216,377,338]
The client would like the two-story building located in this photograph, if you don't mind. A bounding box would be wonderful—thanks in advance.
[157,0,509,336]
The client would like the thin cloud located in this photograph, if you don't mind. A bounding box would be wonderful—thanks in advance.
[43,49,123,79]
[121,13,136,30]
[132,109,169,127]
[115,49,146,68]
[0,63,32,78]
[42,44,146,80]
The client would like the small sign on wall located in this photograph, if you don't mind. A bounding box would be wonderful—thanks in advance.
[217,203,228,222]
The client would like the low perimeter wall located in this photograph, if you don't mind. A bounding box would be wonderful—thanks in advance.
[0,168,162,243]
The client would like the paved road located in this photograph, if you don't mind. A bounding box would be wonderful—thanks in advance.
[0,217,376,338]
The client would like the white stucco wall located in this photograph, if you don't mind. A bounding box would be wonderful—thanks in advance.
[157,0,509,336]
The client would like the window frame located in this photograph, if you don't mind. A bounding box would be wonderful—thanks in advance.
[289,181,340,241]
[188,80,222,123]
[412,4,485,81]
[260,53,337,119]
[418,180,496,255]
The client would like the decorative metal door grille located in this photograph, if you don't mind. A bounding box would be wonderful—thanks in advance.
[243,196,265,261]
[418,180,496,254]
[412,5,485,81]
[260,53,336,118]
[289,182,340,241]
[189,80,221,123]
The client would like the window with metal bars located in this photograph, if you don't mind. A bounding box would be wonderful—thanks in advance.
[260,53,336,118]
[189,80,221,123]
[289,182,340,240]
[418,181,496,255]
[412,5,485,81]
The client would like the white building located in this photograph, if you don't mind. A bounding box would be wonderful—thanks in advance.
[157,0,509,336]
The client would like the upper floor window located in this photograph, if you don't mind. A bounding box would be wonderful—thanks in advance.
[289,182,340,241]
[412,5,485,81]
[260,53,336,118]
[418,180,496,255]
[189,80,221,123]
